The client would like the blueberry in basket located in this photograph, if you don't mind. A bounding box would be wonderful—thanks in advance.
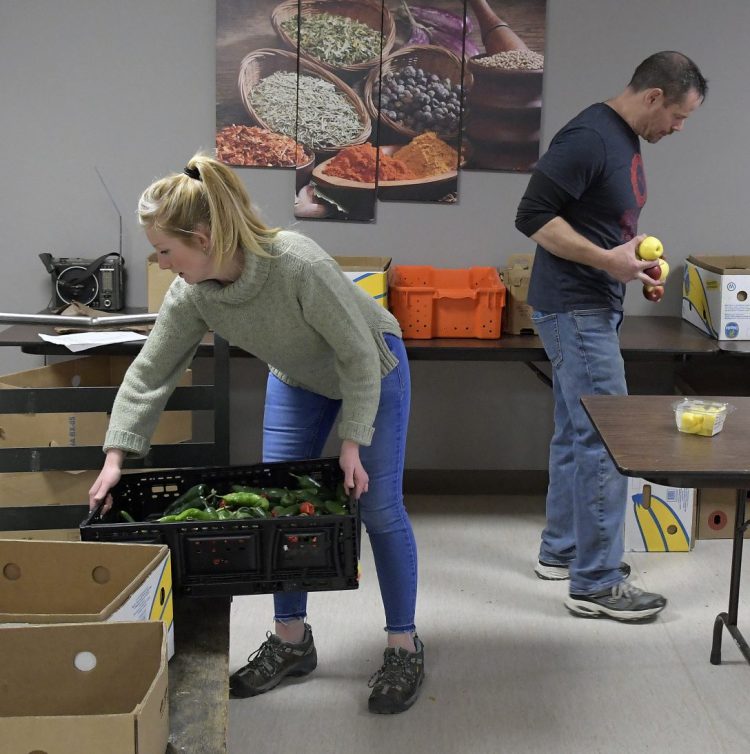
[378,65,463,136]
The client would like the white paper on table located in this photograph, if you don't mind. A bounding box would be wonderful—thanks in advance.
[39,331,149,352]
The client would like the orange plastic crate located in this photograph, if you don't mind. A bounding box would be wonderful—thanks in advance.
[389,266,506,339]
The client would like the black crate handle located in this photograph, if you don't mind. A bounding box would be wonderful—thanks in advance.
[81,499,106,526]
[349,491,361,559]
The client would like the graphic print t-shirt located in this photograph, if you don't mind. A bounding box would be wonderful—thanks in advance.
[528,103,646,312]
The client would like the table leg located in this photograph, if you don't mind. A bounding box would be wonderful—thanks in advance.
[711,489,750,665]
[166,595,232,752]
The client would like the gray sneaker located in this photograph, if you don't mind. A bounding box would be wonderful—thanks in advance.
[565,582,667,622]
[535,559,632,581]
[368,636,425,714]
[229,624,317,698]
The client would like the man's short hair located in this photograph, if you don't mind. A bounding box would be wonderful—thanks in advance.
[629,51,708,104]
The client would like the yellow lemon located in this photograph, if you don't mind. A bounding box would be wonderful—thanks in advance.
[638,236,664,261]
[679,411,702,433]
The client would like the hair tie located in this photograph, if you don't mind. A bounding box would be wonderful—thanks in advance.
[184,165,201,181]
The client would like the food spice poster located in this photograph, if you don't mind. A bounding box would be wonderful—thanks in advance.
[216,1,546,223]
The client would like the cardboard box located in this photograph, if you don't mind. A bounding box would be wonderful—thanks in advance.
[500,253,537,335]
[0,355,192,537]
[682,255,750,340]
[0,354,192,449]
[696,488,750,539]
[0,469,99,508]
[0,620,169,754]
[0,470,99,540]
[624,478,696,552]
[0,540,174,659]
[147,251,178,312]
[333,256,391,308]
[0,528,82,542]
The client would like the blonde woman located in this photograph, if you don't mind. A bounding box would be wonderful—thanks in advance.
[88,153,423,714]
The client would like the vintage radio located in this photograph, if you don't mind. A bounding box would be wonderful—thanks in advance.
[40,252,125,311]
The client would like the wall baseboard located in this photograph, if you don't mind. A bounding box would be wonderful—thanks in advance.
[404,469,548,495]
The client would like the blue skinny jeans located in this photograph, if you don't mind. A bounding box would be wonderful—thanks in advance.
[532,308,628,595]
[263,334,418,633]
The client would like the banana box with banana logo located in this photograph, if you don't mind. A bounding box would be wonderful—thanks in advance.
[333,255,392,308]
[682,255,750,340]
[0,540,174,659]
[624,479,696,552]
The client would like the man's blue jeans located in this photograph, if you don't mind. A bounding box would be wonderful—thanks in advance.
[532,308,628,595]
[263,334,418,633]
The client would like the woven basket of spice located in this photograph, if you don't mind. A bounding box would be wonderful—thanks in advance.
[271,0,396,79]
[466,51,544,108]
[238,48,371,156]
[363,45,471,143]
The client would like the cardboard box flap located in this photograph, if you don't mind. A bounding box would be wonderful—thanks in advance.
[687,255,750,274]
[333,256,392,272]
[0,540,168,621]
[505,253,533,270]
[0,354,191,448]
[134,643,170,754]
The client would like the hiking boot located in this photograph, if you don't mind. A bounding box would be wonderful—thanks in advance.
[535,559,631,581]
[368,636,425,714]
[565,582,667,622]
[229,624,317,698]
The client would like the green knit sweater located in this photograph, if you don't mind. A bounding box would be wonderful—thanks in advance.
[104,231,402,457]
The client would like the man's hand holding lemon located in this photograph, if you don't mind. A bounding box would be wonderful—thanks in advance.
[639,235,668,302]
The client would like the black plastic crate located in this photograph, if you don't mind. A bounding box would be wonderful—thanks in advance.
[80,457,360,597]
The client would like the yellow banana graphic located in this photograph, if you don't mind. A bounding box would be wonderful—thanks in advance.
[148,554,174,632]
[351,272,387,307]
[682,263,717,338]
[632,489,691,551]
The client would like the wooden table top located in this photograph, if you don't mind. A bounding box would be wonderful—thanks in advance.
[0,315,722,361]
[403,316,718,360]
[582,395,750,489]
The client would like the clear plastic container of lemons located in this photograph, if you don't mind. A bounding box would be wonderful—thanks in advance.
[673,399,734,436]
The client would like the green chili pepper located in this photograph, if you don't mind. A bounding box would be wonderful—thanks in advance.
[157,514,179,523]
[119,510,136,523]
[231,485,268,497]
[324,500,348,516]
[271,503,300,517]
[234,506,267,519]
[260,487,289,502]
[290,473,322,490]
[173,507,217,522]
[281,491,301,507]
[221,492,269,510]
[163,484,209,516]
[289,489,325,504]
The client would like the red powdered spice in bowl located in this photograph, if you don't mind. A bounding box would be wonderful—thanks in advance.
[321,143,416,183]
[311,139,460,201]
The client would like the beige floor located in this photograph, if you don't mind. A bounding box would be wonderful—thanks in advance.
[228,495,750,754]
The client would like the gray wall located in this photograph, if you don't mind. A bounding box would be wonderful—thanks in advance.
[0,0,742,470]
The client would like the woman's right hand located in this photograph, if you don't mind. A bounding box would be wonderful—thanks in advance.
[88,449,125,513]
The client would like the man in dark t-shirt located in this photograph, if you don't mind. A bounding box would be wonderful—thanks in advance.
[515,52,706,622]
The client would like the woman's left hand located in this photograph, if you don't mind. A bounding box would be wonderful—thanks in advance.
[340,440,369,499]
